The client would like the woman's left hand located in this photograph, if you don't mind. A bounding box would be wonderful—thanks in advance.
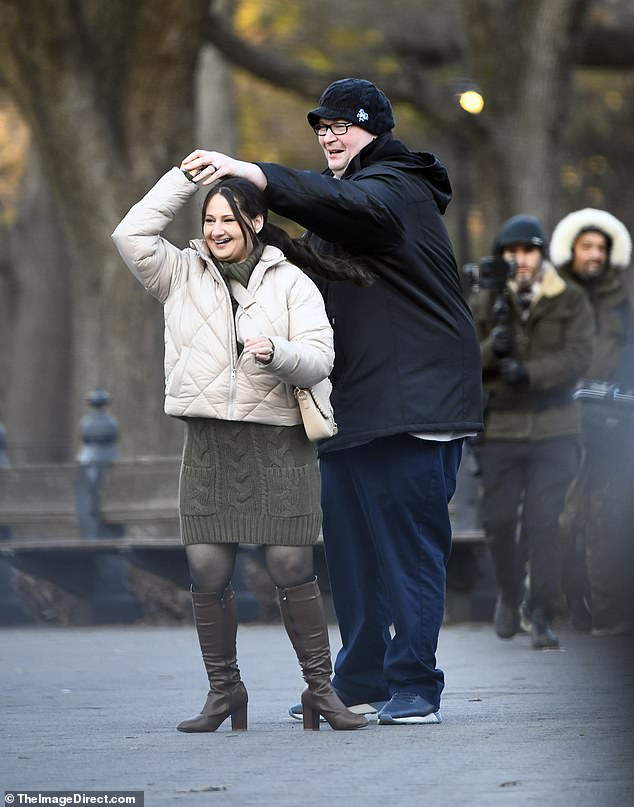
[244,337,274,365]
[180,149,268,189]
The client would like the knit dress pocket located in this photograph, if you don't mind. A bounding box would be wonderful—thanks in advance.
[179,465,218,516]
[264,464,321,518]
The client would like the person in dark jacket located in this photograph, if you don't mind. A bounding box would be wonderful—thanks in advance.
[181,77,483,724]
[470,215,594,649]
[551,209,633,636]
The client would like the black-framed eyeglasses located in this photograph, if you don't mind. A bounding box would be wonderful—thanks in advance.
[312,122,355,137]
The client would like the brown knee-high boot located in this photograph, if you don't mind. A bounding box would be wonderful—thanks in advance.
[278,578,368,731]
[177,586,247,733]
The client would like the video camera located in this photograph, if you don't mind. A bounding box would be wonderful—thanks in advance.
[464,255,517,328]
[463,255,516,293]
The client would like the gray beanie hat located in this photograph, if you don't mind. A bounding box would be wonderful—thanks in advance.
[494,215,547,254]
[307,78,395,135]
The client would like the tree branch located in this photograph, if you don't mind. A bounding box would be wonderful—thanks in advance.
[205,12,333,99]
[204,0,633,121]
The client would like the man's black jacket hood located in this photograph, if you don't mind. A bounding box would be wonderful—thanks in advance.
[344,133,453,213]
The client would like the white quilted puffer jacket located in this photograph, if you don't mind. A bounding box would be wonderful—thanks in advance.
[112,168,334,425]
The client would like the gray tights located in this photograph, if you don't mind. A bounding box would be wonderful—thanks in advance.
[185,543,315,594]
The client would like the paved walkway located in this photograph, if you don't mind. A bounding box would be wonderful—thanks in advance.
[1,621,632,807]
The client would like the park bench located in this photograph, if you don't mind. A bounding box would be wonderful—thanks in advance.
[0,459,151,624]
[0,455,264,624]
[0,462,79,542]
[0,458,183,550]
[0,386,490,625]
[0,450,488,625]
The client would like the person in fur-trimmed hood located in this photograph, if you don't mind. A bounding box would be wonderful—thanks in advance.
[470,214,594,649]
[552,209,634,637]
[550,208,632,381]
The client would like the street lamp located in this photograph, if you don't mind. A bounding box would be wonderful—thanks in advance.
[459,89,485,114]
[451,78,485,115]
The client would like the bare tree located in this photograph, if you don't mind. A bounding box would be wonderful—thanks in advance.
[1,151,72,461]
[0,0,631,459]
[204,0,632,239]
[0,0,212,457]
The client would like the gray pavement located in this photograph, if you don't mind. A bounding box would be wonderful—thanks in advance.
[1,621,633,807]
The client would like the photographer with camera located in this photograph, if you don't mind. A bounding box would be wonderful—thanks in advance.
[469,215,594,648]
[551,209,633,636]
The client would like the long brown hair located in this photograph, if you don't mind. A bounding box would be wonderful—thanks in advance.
[202,177,375,286]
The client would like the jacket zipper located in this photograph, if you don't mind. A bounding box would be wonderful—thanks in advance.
[226,287,240,420]
[200,253,275,420]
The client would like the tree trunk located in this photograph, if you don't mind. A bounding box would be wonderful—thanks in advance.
[2,150,72,462]
[0,0,211,457]
[463,0,590,242]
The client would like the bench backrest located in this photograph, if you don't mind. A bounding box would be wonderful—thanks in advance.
[0,464,79,538]
[100,456,180,538]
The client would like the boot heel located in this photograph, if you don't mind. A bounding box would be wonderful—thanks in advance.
[231,704,248,731]
[278,579,367,732]
[302,703,320,731]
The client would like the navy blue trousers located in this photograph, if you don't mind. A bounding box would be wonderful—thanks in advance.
[320,434,462,708]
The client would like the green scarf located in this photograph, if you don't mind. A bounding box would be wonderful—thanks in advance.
[214,242,264,288]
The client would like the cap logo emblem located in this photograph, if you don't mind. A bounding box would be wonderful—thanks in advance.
[356,108,369,123]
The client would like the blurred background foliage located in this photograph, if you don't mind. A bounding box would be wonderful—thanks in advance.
[0,94,28,226]
[0,0,632,461]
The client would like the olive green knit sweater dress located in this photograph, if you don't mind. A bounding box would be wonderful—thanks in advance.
[178,248,322,548]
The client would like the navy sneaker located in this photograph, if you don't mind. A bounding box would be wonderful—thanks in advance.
[288,696,388,721]
[377,693,441,724]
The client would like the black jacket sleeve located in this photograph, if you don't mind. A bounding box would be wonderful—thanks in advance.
[257,162,406,252]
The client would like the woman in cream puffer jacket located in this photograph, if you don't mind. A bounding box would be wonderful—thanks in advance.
[112,167,333,424]
[111,166,367,735]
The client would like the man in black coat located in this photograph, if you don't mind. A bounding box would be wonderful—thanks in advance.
[182,78,483,724]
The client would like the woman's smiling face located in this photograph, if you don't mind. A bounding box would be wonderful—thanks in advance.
[203,193,262,263]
